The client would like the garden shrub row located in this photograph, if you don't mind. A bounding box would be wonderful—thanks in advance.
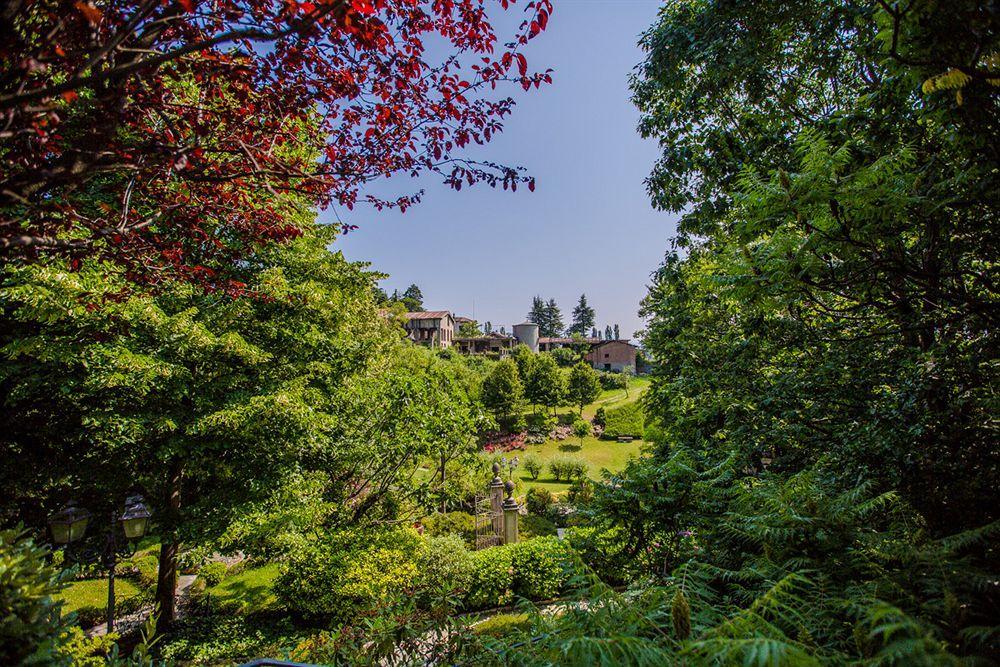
[549,455,588,481]
[600,402,644,439]
[275,528,577,620]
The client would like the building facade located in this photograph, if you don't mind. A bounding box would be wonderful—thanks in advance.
[402,311,455,348]
[585,340,638,372]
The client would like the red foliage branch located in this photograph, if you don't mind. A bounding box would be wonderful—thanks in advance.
[0,0,552,291]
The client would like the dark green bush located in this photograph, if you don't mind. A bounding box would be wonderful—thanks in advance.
[420,511,476,546]
[593,406,607,428]
[601,402,644,439]
[567,477,594,504]
[132,554,159,589]
[525,487,554,515]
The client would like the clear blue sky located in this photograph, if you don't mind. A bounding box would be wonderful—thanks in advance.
[329,0,677,339]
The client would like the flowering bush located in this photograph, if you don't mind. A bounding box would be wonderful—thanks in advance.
[482,432,527,453]
[550,424,572,441]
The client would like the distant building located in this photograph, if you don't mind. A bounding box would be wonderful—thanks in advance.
[585,339,638,373]
[537,336,599,352]
[454,331,517,356]
[402,311,455,348]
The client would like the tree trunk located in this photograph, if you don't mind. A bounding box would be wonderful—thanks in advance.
[155,458,183,632]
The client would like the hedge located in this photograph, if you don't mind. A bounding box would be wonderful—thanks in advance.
[601,402,645,439]
[465,536,577,610]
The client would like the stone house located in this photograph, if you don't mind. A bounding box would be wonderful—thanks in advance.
[402,311,455,348]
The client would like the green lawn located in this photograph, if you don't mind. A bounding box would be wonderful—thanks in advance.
[203,563,282,613]
[518,435,645,493]
[516,376,650,494]
[56,577,142,615]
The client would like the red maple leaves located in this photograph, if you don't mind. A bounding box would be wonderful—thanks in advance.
[0,0,553,293]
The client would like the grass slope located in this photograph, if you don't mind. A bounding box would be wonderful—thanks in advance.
[202,563,282,613]
[56,577,142,615]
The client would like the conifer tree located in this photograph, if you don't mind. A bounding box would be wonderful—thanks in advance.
[569,294,596,336]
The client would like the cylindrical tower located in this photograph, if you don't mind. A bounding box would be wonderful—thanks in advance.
[512,321,539,352]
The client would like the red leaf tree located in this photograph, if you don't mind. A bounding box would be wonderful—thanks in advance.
[0,0,553,291]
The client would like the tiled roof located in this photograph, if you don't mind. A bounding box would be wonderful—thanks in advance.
[403,310,452,320]
[538,337,601,345]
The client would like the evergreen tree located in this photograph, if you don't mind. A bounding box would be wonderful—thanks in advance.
[484,321,492,334]
[605,325,613,340]
[527,296,547,329]
[545,298,565,338]
[569,294,596,336]
[591,327,598,339]
[401,284,424,312]
[613,324,620,340]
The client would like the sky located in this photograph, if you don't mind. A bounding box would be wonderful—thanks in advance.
[329,0,678,339]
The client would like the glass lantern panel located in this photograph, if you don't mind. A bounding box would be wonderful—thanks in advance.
[122,516,148,540]
[69,516,90,542]
[50,522,72,545]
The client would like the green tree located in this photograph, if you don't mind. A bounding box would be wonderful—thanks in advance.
[527,296,547,331]
[526,353,566,415]
[458,320,481,337]
[401,284,424,312]
[604,325,612,340]
[568,294,596,336]
[510,344,536,387]
[567,363,601,416]
[613,324,620,340]
[0,226,394,625]
[544,299,565,338]
[480,359,525,433]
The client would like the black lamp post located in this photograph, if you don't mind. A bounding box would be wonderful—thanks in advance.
[48,494,152,633]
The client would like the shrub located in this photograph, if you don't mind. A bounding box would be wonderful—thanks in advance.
[550,455,588,481]
[522,456,542,480]
[420,511,476,546]
[525,412,556,435]
[132,554,159,589]
[597,371,627,390]
[178,545,212,574]
[567,477,595,505]
[601,402,644,439]
[466,537,577,610]
[0,526,74,665]
[511,537,570,600]
[72,589,149,629]
[525,487,554,515]
[199,561,229,587]
[60,627,117,667]
[276,528,423,620]
[572,419,591,440]
[416,534,474,608]
[473,613,531,638]
[520,514,558,539]
[593,406,607,428]
[466,544,515,609]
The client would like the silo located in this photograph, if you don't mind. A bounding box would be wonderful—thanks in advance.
[512,322,539,352]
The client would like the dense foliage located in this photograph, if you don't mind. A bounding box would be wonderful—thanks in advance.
[0,0,552,288]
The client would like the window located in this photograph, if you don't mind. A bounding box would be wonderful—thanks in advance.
[605,353,610,358]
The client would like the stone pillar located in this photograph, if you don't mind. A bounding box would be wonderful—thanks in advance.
[489,462,504,539]
[502,480,519,545]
